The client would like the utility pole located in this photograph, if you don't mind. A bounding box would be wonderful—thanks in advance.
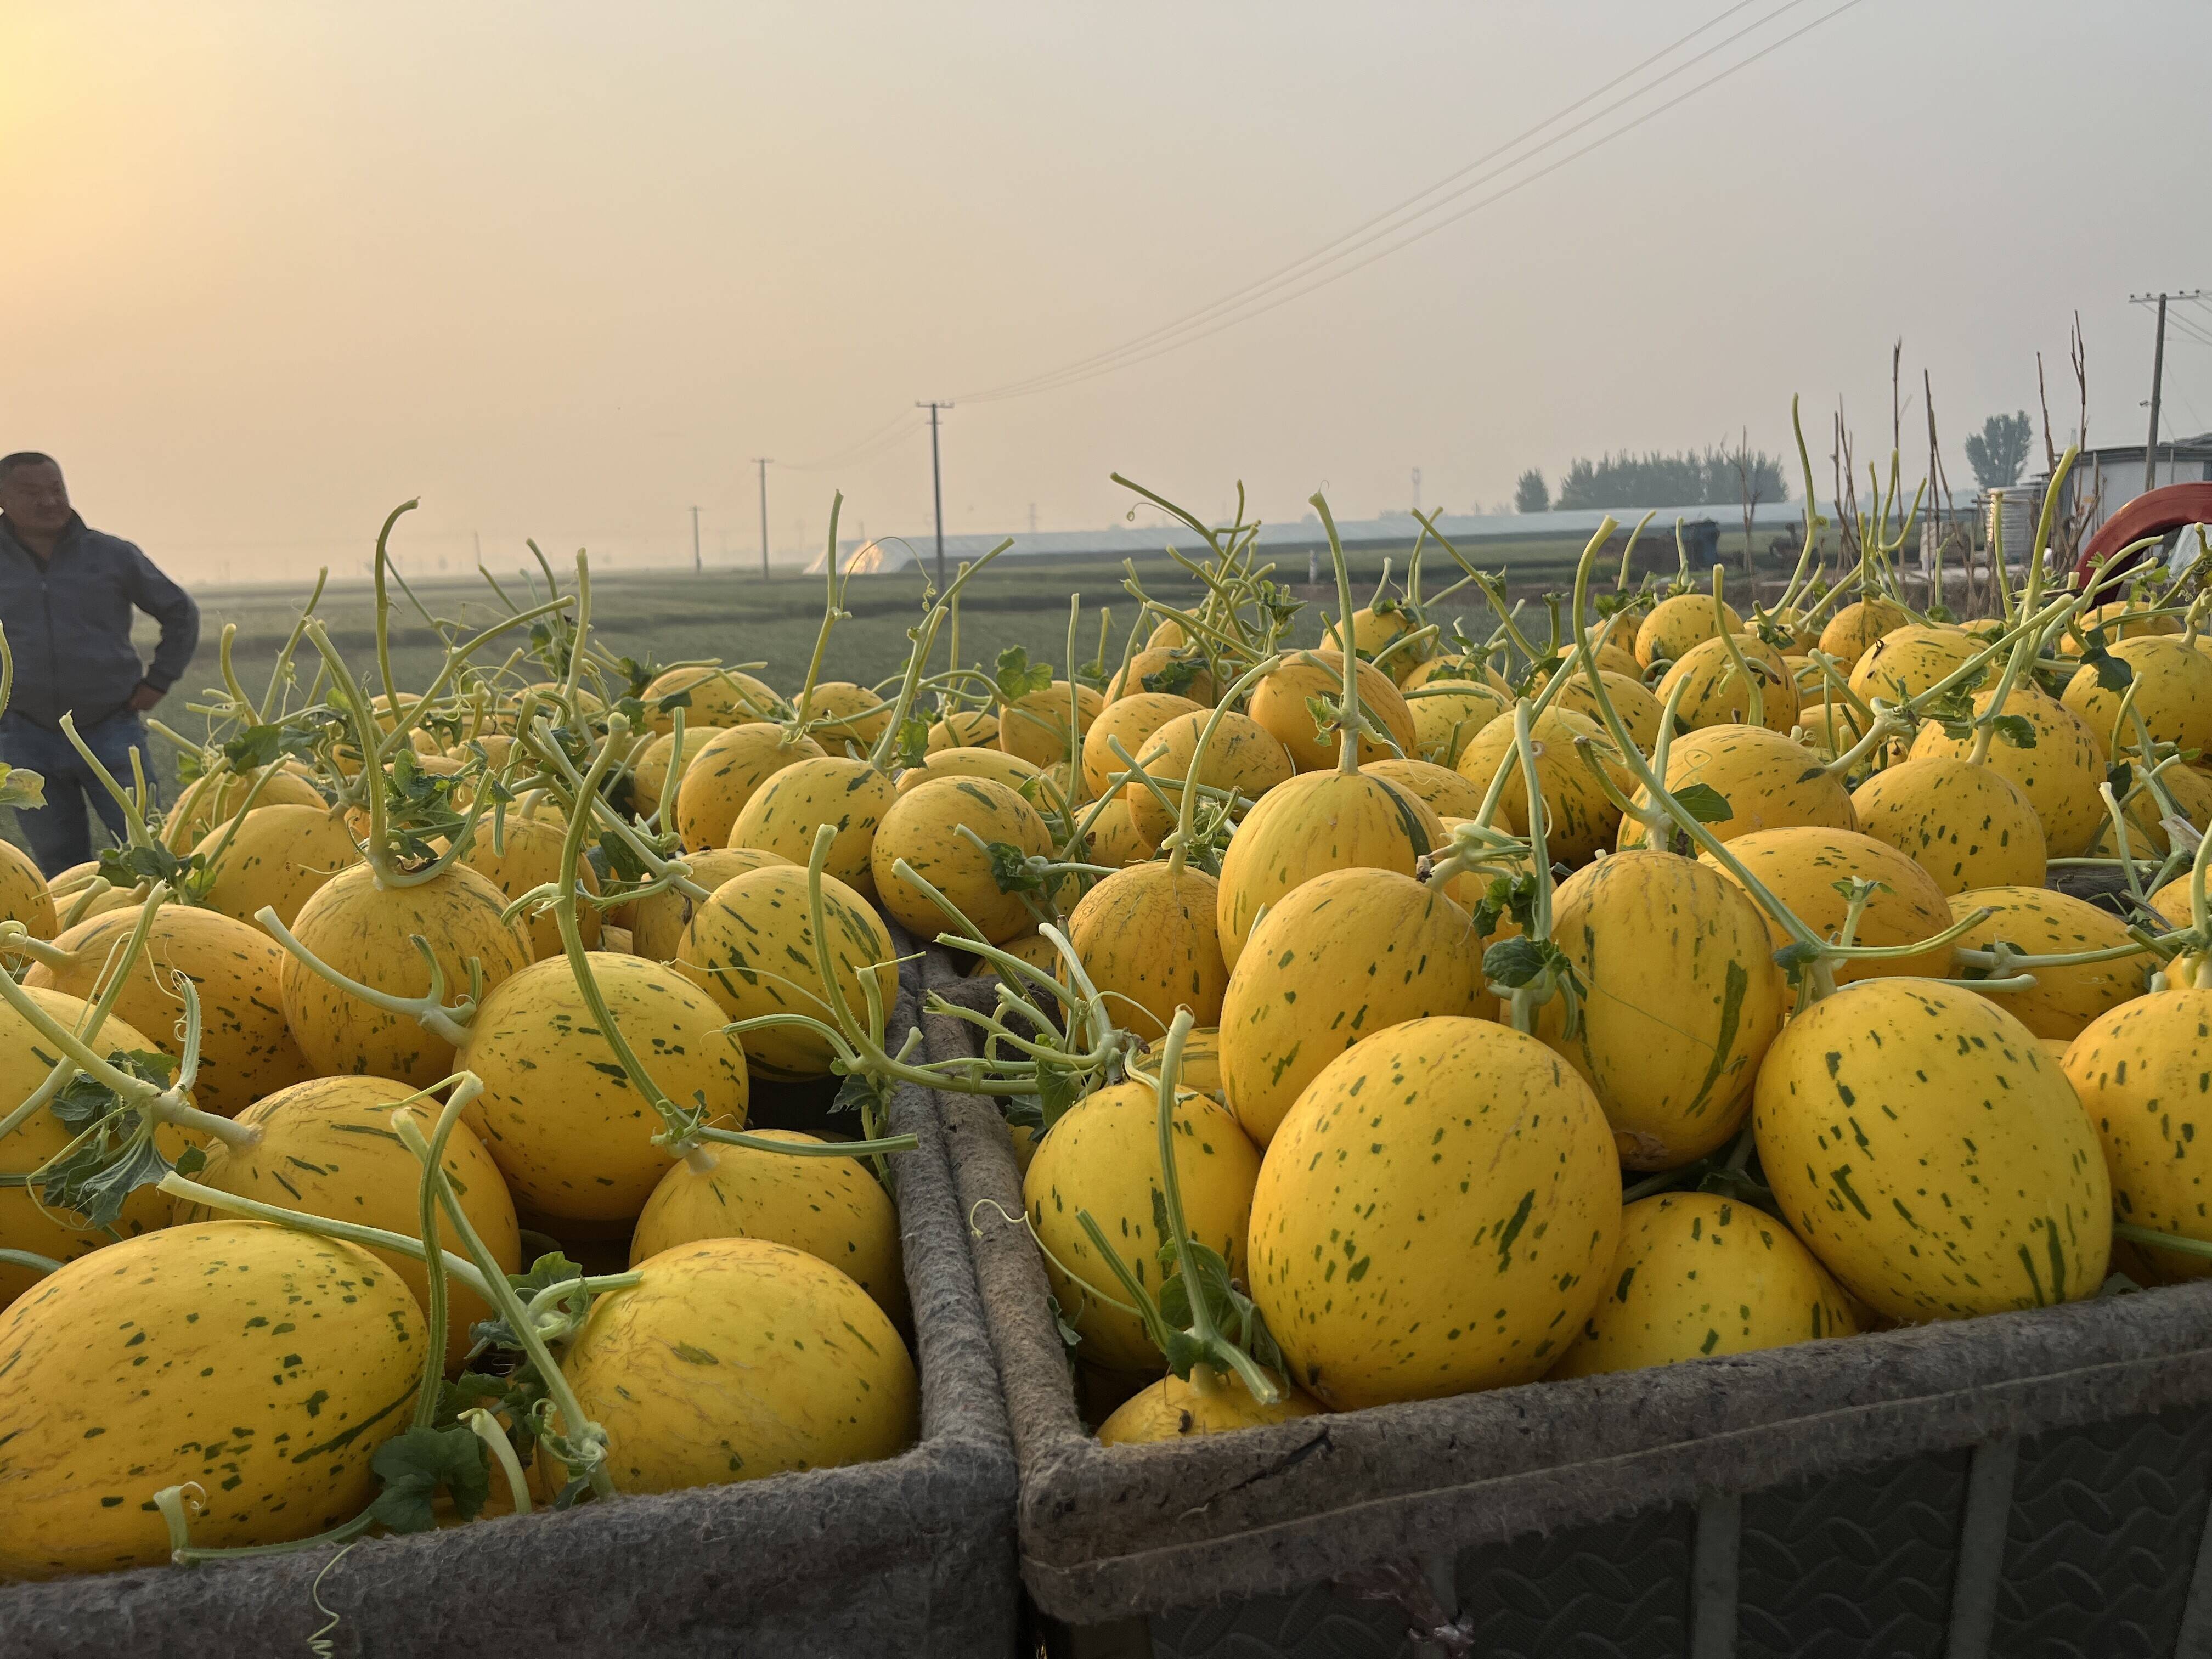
[1410,467,1421,515]
[690,505,702,574]
[2131,291,2206,492]
[752,459,774,579]
[2143,294,2169,494]
[917,401,952,591]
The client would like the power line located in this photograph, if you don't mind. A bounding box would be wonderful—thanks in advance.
[960,0,1797,403]
[2152,314,2212,437]
[957,0,1835,404]
[2164,312,2212,352]
[2132,291,2208,490]
[786,413,926,472]
[774,0,1860,477]
[955,0,1796,407]
[970,0,1865,406]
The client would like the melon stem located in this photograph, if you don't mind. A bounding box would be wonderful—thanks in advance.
[940,573,970,721]
[2024,444,2080,614]
[761,829,1020,1124]
[55,712,152,848]
[867,548,1005,773]
[794,493,847,731]
[1439,554,1541,668]
[152,1096,262,1152]
[369,499,413,719]
[0,891,168,1138]
[461,1407,533,1517]
[2093,782,2153,908]
[524,718,703,904]
[154,1483,380,1567]
[1502,701,1555,1037]
[1309,493,1366,777]
[1367,623,1435,681]
[1765,397,1830,619]
[1063,596,1087,803]
[1964,622,2041,768]
[1164,656,1282,880]
[1810,589,2072,776]
[543,710,740,1163]
[365,593,572,792]
[1102,733,1184,845]
[1954,936,2158,974]
[1149,1008,1282,1405]
[645,702,687,832]
[52,873,129,934]
[1828,906,1992,964]
[0,912,205,1121]
[1569,739,1660,842]
[2121,707,2184,830]
[255,567,329,722]
[215,623,256,725]
[1709,566,1766,730]
[1832,881,1878,952]
[157,1168,495,1301]
[890,856,1085,1027]
[255,906,476,1049]
[401,1078,477,1416]
[393,1110,620,1502]
[1564,532,1844,986]
[2114,1222,2212,1262]
[188,758,302,883]
[2183,810,2212,938]
[0,932,74,972]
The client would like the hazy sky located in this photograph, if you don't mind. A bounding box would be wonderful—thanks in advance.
[7,1,2211,583]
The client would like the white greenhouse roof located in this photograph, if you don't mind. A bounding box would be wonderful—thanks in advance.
[806,501,1805,574]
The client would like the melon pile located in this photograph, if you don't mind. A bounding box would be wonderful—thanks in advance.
[910,465,2212,1443]
[0,524,936,1581]
[3,447,2208,1581]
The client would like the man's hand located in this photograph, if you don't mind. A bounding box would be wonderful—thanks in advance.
[127,682,164,714]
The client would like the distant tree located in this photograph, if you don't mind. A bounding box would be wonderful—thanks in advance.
[1514,468,1549,513]
[1729,428,1768,588]
[1551,447,1787,511]
[1963,411,2034,488]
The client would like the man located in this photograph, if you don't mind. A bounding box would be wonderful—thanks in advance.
[0,453,199,875]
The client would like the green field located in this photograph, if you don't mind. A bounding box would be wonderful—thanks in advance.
[22,524,1793,847]
[157,528,1792,726]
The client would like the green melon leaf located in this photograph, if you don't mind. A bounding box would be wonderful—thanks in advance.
[2083,647,2134,693]
[368,1424,492,1534]
[1482,936,1549,989]
[994,646,1054,704]
[1673,782,1735,825]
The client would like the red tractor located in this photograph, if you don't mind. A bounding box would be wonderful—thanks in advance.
[2071,480,2212,586]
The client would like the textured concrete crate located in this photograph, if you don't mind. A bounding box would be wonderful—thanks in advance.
[5,945,1020,1659]
[921,949,2212,1659]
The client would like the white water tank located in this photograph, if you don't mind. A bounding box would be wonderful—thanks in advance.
[1983,487,2040,571]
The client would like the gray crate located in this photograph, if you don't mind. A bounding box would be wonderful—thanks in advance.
[920,949,2212,1658]
[4,941,1019,1659]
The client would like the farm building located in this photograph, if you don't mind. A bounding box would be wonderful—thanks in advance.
[2021,431,2212,537]
[1987,432,2212,571]
[807,500,1800,575]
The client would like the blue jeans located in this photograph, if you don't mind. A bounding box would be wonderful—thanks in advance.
[0,710,158,877]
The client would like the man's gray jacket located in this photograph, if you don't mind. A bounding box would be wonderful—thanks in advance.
[0,513,199,730]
